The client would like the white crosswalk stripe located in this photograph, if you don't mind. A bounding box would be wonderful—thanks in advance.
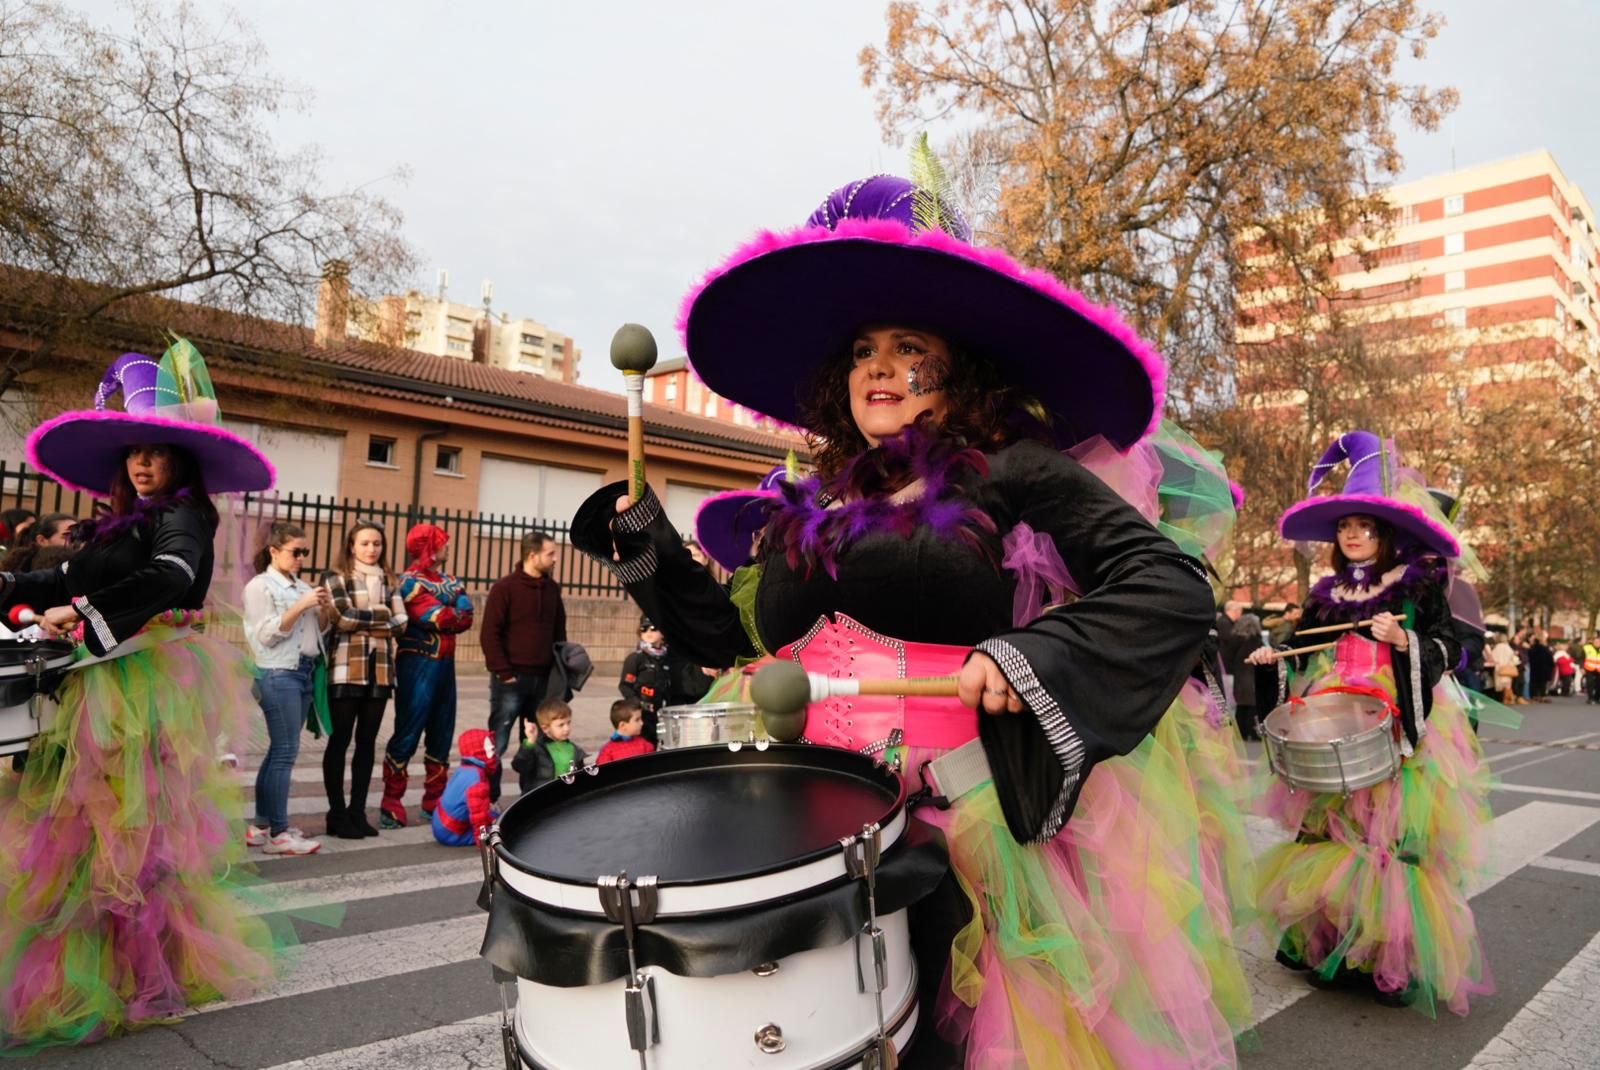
[21,758,1600,1069]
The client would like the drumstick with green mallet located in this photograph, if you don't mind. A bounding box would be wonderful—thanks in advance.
[751,661,963,742]
[609,323,659,504]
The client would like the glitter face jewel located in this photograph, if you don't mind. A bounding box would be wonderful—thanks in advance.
[906,353,950,396]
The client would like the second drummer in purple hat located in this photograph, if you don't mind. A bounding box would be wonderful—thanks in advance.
[575,168,1251,1067]
[1247,430,1494,1016]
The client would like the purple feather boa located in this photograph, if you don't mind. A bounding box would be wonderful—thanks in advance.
[70,488,197,544]
[762,418,998,579]
[1304,552,1446,621]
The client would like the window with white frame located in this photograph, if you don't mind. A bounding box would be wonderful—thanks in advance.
[435,445,463,475]
[1443,306,1467,328]
[221,420,342,498]
[664,380,678,402]
[703,396,717,417]
[1444,232,1465,256]
[664,482,723,538]
[476,456,602,529]
[367,436,397,467]
[1444,270,1466,292]
[1443,194,1465,217]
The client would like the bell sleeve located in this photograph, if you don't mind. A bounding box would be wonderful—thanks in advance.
[571,482,751,669]
[70,505,209,657]
[973,441,1214,843]
[1388,575,1460,748]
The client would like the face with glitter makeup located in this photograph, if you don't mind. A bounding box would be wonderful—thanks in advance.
[1336,514,1380,561]
[848,326,953,445]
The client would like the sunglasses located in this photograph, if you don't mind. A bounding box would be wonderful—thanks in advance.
[281,547,311,558]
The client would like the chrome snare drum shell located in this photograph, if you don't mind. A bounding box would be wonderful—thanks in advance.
[1261,690,1402,796]
[658,702,760,750]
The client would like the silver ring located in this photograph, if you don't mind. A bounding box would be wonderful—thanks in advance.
[984,687,1009,696]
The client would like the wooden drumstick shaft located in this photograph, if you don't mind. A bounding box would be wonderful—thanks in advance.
[1271,639,1340,660]
[801,673,962,700]
[624,374,645,503]
[857,675,960,697]
[1291,618,1375,638]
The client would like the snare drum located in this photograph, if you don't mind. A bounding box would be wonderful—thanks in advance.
[1262,689,1402,795]
[657,702,761,750]
[0,638,75,757]
[481,744,947,1069]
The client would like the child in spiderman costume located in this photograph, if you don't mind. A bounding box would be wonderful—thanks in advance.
[381,523,475,828]
[431,728,498,846]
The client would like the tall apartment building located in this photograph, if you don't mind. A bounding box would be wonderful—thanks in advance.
[1241,150,1600,402]
[329,272,583,384]
[643,358,781,431]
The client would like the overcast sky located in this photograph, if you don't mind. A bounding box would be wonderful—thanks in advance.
[79,1,1600,396]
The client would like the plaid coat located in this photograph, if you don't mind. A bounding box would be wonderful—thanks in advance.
[324,568,408,694]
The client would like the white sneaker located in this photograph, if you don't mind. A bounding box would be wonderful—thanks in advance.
[246,824,269,847]
[262,831,321,855]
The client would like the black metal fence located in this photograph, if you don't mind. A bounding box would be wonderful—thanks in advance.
[0,460,625,597]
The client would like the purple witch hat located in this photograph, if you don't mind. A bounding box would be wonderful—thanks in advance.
[678,174,1165,450]
[1278,431,1459,558]
[27,338,275,496]
[694,461,796,573]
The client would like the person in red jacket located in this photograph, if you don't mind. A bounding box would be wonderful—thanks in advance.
[595,699,654,764]
[430,728,498,847]
[481,531,566,799]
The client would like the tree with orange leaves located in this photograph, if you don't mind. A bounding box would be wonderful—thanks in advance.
[861,0,1456,413]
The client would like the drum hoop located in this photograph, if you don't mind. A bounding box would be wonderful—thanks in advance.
[495,805,910,917]
[0,643,76,675]
[511,966,921,1070]
[496,744,906,891]
[658,703,756,718]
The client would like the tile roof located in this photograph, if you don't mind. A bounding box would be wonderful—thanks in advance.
[0,267,804,460]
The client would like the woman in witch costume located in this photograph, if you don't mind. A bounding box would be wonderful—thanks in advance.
[0,343,282,1050]
[1247,431,1493,1015]
[575,176,1245,1069]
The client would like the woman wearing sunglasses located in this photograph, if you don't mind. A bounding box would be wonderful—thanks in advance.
[242,521,334,855]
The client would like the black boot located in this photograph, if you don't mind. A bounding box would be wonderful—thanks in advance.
[326,807,362,840]
[348,804,379,837]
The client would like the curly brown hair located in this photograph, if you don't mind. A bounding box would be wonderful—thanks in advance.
[798,341,1052,480]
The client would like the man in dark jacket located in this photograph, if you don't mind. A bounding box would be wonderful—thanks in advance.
[1220,610,1263,740]
[482,531,566,800]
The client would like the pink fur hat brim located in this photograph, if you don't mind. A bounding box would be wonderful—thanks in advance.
[677,218,1165,451]
[1279,493,1460,558]
[26,410,276,496]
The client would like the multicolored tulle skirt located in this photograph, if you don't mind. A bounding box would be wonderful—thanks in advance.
[1255,667,1495,1016]
[915,689,1252,1069]
[0,628,284,1053]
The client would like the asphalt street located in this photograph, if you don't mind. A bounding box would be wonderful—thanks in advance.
[20,683,1600,1070]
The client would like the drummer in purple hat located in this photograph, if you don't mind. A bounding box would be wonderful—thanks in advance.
[570,164,1250,1067]
[1247,430,1494,1016]
[0,339,280,1050]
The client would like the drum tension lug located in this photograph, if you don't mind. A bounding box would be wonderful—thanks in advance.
[477,827,502,912]
[599,872,661,1059]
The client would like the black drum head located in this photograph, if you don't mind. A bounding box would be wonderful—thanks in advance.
[0,638,76,670]
[497,744,903,887]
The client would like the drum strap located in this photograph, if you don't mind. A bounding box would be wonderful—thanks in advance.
[924,737,995,803]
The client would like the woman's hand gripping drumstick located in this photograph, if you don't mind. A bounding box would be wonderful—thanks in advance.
[1247,614,1407,666]
[751,660,1021,742]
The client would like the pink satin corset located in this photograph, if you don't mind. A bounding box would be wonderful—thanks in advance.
[772,613,978,755]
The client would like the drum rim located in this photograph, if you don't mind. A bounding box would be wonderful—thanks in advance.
[0,639,76,672]
[511,963,921,1070]
[658,702,758,717]
[495,744,906,889]
[1262,692,1394,747]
